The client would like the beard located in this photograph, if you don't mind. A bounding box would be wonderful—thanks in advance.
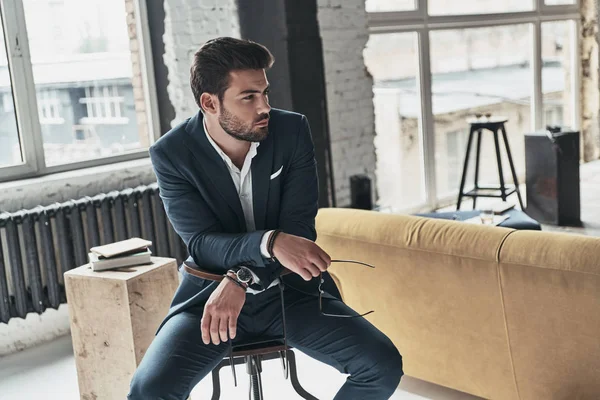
[218,105,269,143]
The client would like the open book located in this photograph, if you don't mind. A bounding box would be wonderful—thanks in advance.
[464,214,510,226]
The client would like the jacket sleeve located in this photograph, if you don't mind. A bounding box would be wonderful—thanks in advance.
[149,145,269,273]
[277,115,319,242]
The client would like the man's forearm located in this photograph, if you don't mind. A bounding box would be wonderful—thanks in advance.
[188,230,269,270]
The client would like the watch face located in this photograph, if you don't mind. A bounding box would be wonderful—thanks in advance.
[236,268,253,283]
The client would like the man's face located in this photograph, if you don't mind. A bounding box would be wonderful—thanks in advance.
[218,69,271,142]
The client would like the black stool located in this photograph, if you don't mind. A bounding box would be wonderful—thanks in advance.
[210,341,315,400]
[457,117,525,210]
[183,261,318,400]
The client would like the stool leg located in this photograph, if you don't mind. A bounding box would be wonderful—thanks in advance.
[500,125,525,210]
[457,126,477,210]
[287,350,319,400]
[249,374,264,400]
[247,356,264,400]
[473,129,483,209]
[493,129,507,202]
[279,350,289,379]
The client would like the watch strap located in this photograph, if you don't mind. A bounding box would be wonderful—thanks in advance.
[224,273,247,291]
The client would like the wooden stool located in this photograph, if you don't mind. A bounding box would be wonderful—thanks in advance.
[64,257,179,400]
[183,261,318,400]
[457,117,525,210]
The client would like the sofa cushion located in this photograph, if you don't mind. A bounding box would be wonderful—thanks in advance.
[498,231,600,399]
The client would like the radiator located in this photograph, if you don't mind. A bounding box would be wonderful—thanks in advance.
[0,182,186,324]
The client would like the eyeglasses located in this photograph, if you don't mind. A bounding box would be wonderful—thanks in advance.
[319,259,376,318]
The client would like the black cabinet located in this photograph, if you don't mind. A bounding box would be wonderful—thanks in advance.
[525,129,581,226]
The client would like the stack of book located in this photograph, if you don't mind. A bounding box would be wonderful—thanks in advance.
[88,238,153,271]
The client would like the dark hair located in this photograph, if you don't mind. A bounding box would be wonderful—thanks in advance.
[190,37,274,109]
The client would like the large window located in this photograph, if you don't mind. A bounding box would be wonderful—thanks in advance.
[431,24,532,199]
[0,0,158,181]
[542,20,576,128]
[365,32,425,210]
[365,0,580,211]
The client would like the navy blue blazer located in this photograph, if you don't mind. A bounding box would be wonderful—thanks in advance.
[149,108,339,332]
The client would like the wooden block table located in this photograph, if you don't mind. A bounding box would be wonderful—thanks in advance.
[65,257,179,400]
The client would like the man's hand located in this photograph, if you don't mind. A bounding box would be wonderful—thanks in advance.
[272,232,331,281]
[201,275,246,345]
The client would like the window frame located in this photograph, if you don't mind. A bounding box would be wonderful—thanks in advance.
[367,0,581,211]
[0,0,161,183]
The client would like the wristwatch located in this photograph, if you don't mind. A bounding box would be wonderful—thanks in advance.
[228,266,254,287]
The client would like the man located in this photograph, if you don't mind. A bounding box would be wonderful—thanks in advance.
[128,37,403,400]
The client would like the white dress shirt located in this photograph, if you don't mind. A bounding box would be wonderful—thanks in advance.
[203,119,278,294]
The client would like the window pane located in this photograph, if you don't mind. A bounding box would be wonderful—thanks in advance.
[429,0,533,16]
[542,21,575,128]
[430,25,532,203]
[23,0,149,167]
[0,31,22,168]
[366,0,416,12]
[364,32,425,211]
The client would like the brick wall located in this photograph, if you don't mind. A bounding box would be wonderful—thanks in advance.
[316,0,376,206]
[581,0,600,161]
[161,0,377,206]
[163,0,240,125]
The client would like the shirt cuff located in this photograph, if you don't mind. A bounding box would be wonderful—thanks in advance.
[260,230,275,258]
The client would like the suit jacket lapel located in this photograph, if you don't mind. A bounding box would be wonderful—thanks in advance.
[251,128,274,231]
[183,112,246,230]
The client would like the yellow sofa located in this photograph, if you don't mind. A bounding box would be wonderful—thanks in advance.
[315,208,600,400]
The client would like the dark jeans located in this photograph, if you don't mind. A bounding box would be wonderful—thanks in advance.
[128,284,403,400]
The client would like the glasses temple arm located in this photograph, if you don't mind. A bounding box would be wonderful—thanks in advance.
[330,259,375,268]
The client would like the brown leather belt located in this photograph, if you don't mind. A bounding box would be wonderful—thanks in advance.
[182,260,292,282]
[182,261,226,281]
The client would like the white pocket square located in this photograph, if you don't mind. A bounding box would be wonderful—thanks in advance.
[270,166,283,180]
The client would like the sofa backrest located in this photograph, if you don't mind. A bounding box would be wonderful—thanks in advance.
[316,208,600,400]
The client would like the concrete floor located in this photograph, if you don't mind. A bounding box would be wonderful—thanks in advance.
[1,161,599,400]
[0,335,482,400]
